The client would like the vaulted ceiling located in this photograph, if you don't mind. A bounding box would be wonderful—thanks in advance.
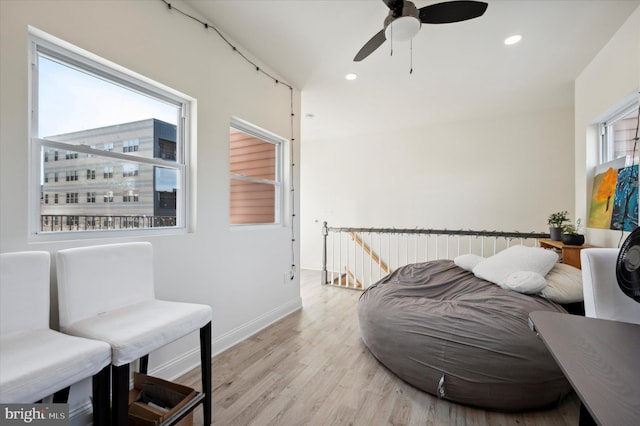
[183,0,639,139]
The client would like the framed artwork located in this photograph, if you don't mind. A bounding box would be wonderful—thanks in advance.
[588,167,618,229]
[589,163,639,231]
[611,165,638,231]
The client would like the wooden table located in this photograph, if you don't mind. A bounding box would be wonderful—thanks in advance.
[538,239,596,269]
[529,311,640,426]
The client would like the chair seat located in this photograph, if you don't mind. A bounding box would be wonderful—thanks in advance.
[0,329,111,403]
[63,299,212,366]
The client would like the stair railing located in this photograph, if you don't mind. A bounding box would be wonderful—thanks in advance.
[321,222,549,289]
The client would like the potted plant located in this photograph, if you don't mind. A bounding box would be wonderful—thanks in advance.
[561,219,585,246]
[547,211,569,241]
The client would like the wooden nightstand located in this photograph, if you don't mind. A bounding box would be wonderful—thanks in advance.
[538,239,596,269]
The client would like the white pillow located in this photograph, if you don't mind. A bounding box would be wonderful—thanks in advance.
[539,263,583,303]
[454,254,485,272]
[472,245,558,289]
[504,271,547,294]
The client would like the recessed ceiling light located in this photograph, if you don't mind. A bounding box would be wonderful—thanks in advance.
[504,34,522,45]
[345,73,358,81]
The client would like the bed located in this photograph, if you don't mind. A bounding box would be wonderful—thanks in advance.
[358,250,582,412]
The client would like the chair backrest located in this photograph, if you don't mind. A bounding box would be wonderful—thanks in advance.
[0,251,51,337]
[581,248,640,324]
[56,242,155,329]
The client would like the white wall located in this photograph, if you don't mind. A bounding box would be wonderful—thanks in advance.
[301,106,575,269]
[0,0,301,422]
[575,6,640,248]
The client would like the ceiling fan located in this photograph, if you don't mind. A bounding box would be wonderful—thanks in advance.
[354,0,489,62]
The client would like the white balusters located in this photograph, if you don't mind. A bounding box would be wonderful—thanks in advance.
[321,224,548,289]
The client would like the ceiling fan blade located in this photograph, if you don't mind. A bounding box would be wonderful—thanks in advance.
[382,0,404,15]
[419,1,488,24]
[354,30,387,62]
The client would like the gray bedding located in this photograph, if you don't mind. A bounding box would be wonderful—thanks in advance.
[358,260,573,411]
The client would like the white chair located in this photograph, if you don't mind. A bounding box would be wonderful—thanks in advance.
[580,248,640,324]
[56,242,212,425]
[0,251,111,425]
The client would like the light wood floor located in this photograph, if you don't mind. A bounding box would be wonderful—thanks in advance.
[177,269,580,425]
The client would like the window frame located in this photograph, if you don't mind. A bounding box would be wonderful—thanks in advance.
[28,28,193,239]
[229,117,286,228]
[599,99,639,166]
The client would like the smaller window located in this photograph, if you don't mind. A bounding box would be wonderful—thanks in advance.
[66,192,79,204]
[103,191,114,203]
[54,193,59,204]
[158,138,176,161]
[123,165,139,177]
[66,170,79,182]
[600,102,639,166]
[87,169,96,180]
[123,139,139,153]
[103,167,114,179]
[87,192,96,203]
[229,118,285,226]
[123,190,139,203]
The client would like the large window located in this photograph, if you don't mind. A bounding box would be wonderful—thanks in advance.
[30,29,191,235]
[229,118,285,226]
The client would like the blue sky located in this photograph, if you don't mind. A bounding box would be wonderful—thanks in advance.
[38,56,177,138]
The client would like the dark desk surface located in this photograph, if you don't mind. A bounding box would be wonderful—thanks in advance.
[529,311,640,426]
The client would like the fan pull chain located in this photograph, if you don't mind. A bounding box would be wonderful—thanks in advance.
[410,39,413,74]
[390,23,393,57]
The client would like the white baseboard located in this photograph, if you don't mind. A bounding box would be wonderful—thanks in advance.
[69,401,93,426]
[210,296,303,358]
[154,295,303,379]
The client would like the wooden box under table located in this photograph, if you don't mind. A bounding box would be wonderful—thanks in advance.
[128,373,197,426]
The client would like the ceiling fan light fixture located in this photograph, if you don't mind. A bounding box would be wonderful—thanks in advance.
[354,0,489,62]
[345,73,358,81]
[384,16,421,41]
[504,34,523,45]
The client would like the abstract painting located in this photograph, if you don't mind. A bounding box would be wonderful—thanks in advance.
[588,167,618,229]
[610,165,639,231]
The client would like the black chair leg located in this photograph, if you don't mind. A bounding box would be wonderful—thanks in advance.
[139,354,149,374]
[112,363,130,426]
[92,365,110,426]
[52,387,70,403]
[200,321,212,425]
[579,402,597,426]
